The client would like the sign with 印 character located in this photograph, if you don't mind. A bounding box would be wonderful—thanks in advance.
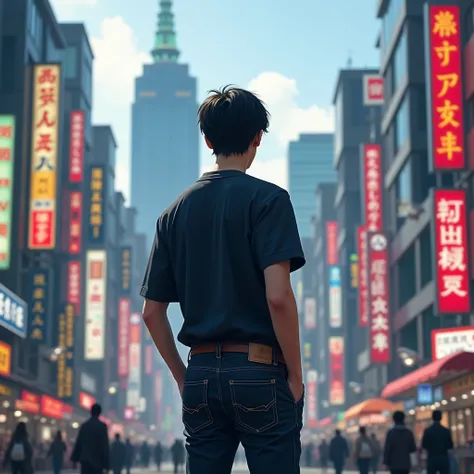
[29,269,50,342]
[57,303,75,400]
[87,165,105,244]
[120,246,132,295]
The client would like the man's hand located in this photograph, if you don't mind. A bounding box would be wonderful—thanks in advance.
[287,373,304,402]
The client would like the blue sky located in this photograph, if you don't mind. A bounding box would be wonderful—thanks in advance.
[52,0,380,199]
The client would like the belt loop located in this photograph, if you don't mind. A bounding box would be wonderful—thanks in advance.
[272,347,278,366]
[216,343,222,359]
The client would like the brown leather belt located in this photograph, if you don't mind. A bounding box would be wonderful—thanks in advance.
[190,343,285,365]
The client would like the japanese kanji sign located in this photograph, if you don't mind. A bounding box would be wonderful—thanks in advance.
[57,303,75,400]
[357,226,369,327]
[28,64,61,250]
[69,111,84,183]
[326,221,338,265]
[0,281,26,338]
[426,5,465,170]
[29,269,50,342]
[88,165,105,244]
[432,189,470,314]
[67,261,81,316]
[367,231,391,364]
[120,246,132,295]
[306,370,318,428]
[431,326,474,360]
[118,298,130,378]
[363,144,383,231]
[329,337,345,405]
[363,75,384,106]
[69,191,82,254]
[0,116,15,270]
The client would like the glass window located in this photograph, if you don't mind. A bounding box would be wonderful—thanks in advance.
[395,96,409,152]
[334,89,343,157]
[396,159,412,225]
[393,31,407,93]
[382,0,403,54]
[28,0,43,50]
[63,46,78,79]
[82,60,92,102]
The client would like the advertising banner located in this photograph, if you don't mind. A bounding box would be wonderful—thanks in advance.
[362,75,384,106]
[126,313,141,407]
[367,232,391,364]
[28,65,61,250]
[145,345,153,375]
[118,298,130,377]
[357,226,369,327]
[0,116,15,269]
[120,246,132,295]
[0,282,26,338]
[329,337,345,405]
[304,297,316,329]
[425,5,465,170]
[329,266,342,328]
[306,370,318,428]
[41,395,63,419]
[57,304,75,400]
[87,165,105,245]
[432,326,474,360]
[79,392,95,410]
[326,221,338,265]
[84,250,107,360]
[29,269,49,342]
[16,391,40,414]
[0,342,11,377]
[69,111,84,182]
[363,144,383,231]
[69,191,82,254]
[155,371,163,428]
[432,189,470,314]
[67,261,81,316]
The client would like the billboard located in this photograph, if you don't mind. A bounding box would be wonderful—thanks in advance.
[69,111,84,182]
[326,221,338,265]
[127,313,141,407]
[425,5,465,170]
[69,191,82,254]
[432,326,474,360]
[84,250,107,360]
[118,298,130,377]
[29,269,50,341]
[67,261,81,316]
[0,116,15,270]
[0,282,26,338]
[357,226,369,327]
[0,342,11,377]
[57,303,75,400]
[432,189,470,314]
[363,144,383,231]
[328,266,342,328]
[120,246,132,295]
[329,337,345,405]
[87,165,105,245]
[306,370,317,429]
[367,232,391,364]
[145,345,153,375]
[28,64,61,250]
[363,75,384,106]
[304,297,316,329]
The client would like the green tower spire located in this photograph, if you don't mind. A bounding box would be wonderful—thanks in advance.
[152,0,180,63]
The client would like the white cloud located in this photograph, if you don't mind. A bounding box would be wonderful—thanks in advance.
[54,0,96,5]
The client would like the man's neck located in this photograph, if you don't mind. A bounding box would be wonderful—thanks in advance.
[213,154,250,173]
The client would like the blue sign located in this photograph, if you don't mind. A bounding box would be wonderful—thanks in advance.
[29,269,50,342]
[0,282,27,338]
[434,386,443,402]
[329,266,341,286]
[417,384,433,405]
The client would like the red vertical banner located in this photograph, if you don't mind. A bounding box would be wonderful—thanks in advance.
[363,144,383,231]
[329,337,344,405]
[357,226,368,327]
[433,189,471,314]
[69,111,84,182]
[118,298,131,377]
[367,231,391,364]
[326,221,338,265]
[145,345,153,375]
[67,261,81,316]
[69,191,82,254]
[306,370,318,428]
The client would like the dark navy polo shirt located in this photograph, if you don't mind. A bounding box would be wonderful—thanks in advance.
[140,170,305,348]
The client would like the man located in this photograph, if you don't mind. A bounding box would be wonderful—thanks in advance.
[421,410,453,474]
[383,410,416,474]
[329,429,349,474]
[71,403,110,474]
[141,86,305,474]
[370,433,381,474]
[110,433,125,474]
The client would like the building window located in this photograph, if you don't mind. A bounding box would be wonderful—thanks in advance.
[63,46,78,79]
[82,60,92,101]
[382,0,403,54]
[395,159,412,224]
[27,0,43,50]
[395,96,409,153]
[334,89,343,157]
[393,30,407,93]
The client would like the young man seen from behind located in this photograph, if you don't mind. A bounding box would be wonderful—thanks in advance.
[141,86,305,474]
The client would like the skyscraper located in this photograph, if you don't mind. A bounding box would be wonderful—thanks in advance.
[131,0,199,243]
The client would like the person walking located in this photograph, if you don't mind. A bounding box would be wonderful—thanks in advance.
[383,410,417,474]
[354,426,374,474]
[329,429,349,474]
[110,434,126,474]
[171,440,185,474]
[318,439,329,473]
[154,441,163,471]
[421,409,453,474]
[140,86,305,474]
[47,430,67,474]
[3,422,33,474]
[140,441,150,467]
[370,433,381,474]
[124,439,134,474]
[70,403,110,474]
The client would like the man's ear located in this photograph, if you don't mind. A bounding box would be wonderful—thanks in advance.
[204,136,213,150]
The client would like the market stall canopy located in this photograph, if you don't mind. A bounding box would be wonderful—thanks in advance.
[343,398,395,420]
[381,351,474,399]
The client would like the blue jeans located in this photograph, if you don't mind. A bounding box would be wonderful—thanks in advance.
[357,458,371,474]
[182,351,304,473]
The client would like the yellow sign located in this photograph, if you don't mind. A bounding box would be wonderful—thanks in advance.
[0,342,11,377]
[88,166,104,243]
[0,384,12,397]
[121,247,131,293]
[57,303,74,399]
[28,64,61,249]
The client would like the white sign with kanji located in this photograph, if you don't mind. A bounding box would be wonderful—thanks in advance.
[432,327,474,360]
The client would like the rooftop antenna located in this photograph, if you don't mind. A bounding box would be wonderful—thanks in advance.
[347,51,353,68]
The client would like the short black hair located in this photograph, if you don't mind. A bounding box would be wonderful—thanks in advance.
[432,410,442,421]
[359,426,366,435]
[91,403,101,417]
[335,429,341,435]
[198,85,270,156]
[393,410,405,424]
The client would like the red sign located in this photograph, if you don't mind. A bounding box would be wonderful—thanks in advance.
[367,231,391,363]
[357,226,368,327]
[16,391,40,414]
[433,189,471,314]
[41,395,63,419]
[145,345,153,375]
[124,406,135,421]
[69,191,82,254]
[69,111,84,182]
[306,370,317,428]
[363,144,383,231]
[427,6,465,170]
[326,221,338,265]
[118,298,131,377]
[363,75,384,106]
[329,337,345,405]
[67,261,81,315]
[79,392,95,410]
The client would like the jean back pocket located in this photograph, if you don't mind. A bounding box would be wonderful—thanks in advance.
[229,379,278,433]
[182,380,213,434]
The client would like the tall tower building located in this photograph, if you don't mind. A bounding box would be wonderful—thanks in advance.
[131,0,199,243]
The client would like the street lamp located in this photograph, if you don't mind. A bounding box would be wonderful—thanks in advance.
[44,346,67,362]
[396,347,422,367]
[108,383,118,395]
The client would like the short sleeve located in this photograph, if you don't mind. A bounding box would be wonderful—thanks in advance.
[140,219,179,302]
[252,190,305,272]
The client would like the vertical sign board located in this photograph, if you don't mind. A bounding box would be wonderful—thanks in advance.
[69,191,82,254]
[326,221,338,265]
[349,253,359,289]
[432,189,470,314]
[304,297,316,330]
[431,326,474,360]
[0,342,11,377]
[84,250,107,360]
[67,261,81,316]
[425,5,466,171]
[0,282,27,338]
[306,370,318,428]
[29,269,49,342]
[362,75,384,106]
[57,303,74,400]
[120,247,132,294]
[28,65,61,250]
[363,144,383,232]
[118,298,131,378]
[88,166,105,245]
[0,116,15,269]
[367,232,391,364]
[155,371,163,429]
[145,345,153,375]
[127,313,141,408]
[357,226,369,327]
[329,337,345,405]
[69,111,84,183]
[328,266,342,328]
